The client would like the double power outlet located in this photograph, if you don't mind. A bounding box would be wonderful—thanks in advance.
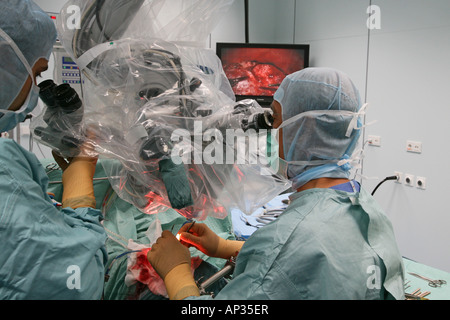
[394,172,426,190]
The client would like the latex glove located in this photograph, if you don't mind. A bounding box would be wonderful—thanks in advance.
[147,231,199,300]
[179,223,244,259]
[147,231,191,279]
[52,138,98,209]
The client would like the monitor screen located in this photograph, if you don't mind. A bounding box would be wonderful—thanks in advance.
[216,43,310,106]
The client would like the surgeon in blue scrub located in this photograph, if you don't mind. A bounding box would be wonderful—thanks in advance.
[148,67,406,300]
[0,0,107,299]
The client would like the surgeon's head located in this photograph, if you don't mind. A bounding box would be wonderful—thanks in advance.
[0,0,57,132]
[8,58,49,112]
[271,67,363,189]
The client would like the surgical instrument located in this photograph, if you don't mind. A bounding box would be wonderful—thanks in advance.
[239,214,265,228]
[46,162,60,174]
[408,272,447,288]
[419,291,431,298]
[404,280,411,290]
[185,221,196,233]
[405,292,429,300]
[198,256,236,297]
[177,220,196,242]
[175,220,195,233]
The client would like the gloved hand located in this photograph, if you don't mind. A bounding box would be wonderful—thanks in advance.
[147,231,199,300]
[147,230,191,279]
[179,223,244,259]
[52,137,98,209]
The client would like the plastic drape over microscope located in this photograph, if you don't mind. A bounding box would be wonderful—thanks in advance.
[30,0,291,220]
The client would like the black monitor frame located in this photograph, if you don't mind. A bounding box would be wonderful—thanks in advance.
[216,42,310,106]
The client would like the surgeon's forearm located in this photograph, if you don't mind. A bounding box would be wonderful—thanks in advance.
[62,159,97,209]
[164,263,200,300]
[216,239,244,260]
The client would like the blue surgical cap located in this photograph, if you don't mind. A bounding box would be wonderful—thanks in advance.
[0,0,57,109]
[274,67,363,189]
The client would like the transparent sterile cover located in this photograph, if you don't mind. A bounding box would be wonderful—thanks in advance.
[32,0,291,220]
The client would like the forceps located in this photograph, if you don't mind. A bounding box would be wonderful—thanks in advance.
[408,272,447,288]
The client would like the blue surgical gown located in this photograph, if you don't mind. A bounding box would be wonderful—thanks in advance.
[192,187,405,300]
[0,139,107,300]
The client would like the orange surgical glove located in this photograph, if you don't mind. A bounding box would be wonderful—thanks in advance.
[147,231,200,300]
[52,137,98,209]
[179,223,244,260]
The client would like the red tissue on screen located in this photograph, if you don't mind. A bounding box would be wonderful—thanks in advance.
[221,48,305,97]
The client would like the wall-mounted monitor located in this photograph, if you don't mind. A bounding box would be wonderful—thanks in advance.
[216,43,310,106]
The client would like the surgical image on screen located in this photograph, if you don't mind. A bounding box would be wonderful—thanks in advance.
[220,48,306,97]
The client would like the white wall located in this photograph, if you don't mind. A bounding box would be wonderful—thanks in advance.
[363,0,450,272]
[248,0,296,44]
[210,0,246,48]
[294,0,370,100]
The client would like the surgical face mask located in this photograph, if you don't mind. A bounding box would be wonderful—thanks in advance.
[266,128,288,178]
[0,82,40,132]
[0,27,41,133]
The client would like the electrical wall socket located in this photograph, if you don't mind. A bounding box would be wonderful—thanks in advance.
[394,171,426,190]
[406,140,422,154]
[416,176,427,190]
[404,174,415,187]
[368,135,381,147]
[394,172,403,184]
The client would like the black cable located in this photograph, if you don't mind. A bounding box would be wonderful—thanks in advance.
[95,0,111,41]
[371,175,399,196]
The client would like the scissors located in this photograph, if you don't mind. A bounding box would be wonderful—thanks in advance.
[408,272,447,288]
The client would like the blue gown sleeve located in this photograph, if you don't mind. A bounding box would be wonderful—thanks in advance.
[0,139,107,300]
